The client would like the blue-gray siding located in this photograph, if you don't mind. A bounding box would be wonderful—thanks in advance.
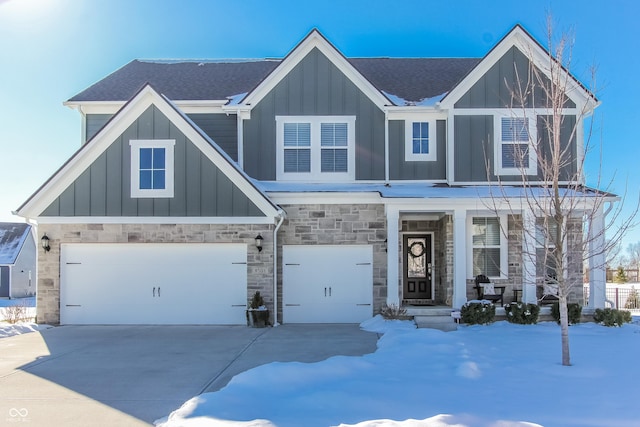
[454,114,577,182]
[243,47,385,180]
[0,266,8,298]
[389,120,446,180]
[86,114,113,142]
[41,105,264,217]
[187,113,238,161]
[455,46,576,109]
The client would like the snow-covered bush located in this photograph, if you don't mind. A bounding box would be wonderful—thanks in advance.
[504,302,540,324]
[460,301,495,325]
[593,308,632,327]
[551,303,582,325]
[1,302,30,324]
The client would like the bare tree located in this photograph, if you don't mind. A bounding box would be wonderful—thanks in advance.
[487,17,637,366]
[626,242,640,269]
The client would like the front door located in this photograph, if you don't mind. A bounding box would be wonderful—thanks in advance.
[403,235,433,300]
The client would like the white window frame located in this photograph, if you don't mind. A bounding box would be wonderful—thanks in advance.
[276,116,356,181]
[404,119,436,161]
[130,139,175,198]
[494,113,537,176]
[466,214,508,279]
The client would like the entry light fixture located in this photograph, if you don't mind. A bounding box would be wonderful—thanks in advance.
[255,234,264,252]
[41,233,51,252]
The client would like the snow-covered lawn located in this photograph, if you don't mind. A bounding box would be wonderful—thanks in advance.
[157,316,640,427]
[0,297,49,338]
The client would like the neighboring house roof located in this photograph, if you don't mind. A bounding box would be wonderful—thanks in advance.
[0,223,31,265]
[66,58,480,105]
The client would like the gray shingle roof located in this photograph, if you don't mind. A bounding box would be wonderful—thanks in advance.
[68,57,480,105]
[0,223,31,265]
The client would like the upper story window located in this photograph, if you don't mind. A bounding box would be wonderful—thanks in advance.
[276,116,355,181]
[130,139,175,198]
[468,216,508,279]
[495,114,537,175]
[405,120,436,161]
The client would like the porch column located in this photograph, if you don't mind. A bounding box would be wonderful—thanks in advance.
[452,209,467,308]
[522,210,537,304]
[386,206,400,307]
[589,206,606,308]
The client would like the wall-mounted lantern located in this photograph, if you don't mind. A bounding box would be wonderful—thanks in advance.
[255,234,264,252]
[41,233,51,252]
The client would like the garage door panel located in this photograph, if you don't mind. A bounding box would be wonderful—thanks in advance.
[61,243,247,325]
[283,245,373,323]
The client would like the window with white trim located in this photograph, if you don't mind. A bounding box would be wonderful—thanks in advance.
[470,216,507,278]
[405,120,436,161]
[276,116,355,181]
[495,115,537,175]
[130,139,175,198]
[536,217,559,280]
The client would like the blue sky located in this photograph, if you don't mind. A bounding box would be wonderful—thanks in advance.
[1,0,638,249]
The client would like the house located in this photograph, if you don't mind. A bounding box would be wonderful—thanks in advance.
[16,25,612,325]
[0,223,36,299]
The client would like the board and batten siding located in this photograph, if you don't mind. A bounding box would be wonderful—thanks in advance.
[187,113,238,161]
[388,120,446,180]
[453,114,578,182]
[41,105,264,217]
[242,47,386,181]
[454,46,576,109]
[86,114,113,143]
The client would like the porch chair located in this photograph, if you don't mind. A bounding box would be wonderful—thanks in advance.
[538,275,560,305]
[474,274,505,306]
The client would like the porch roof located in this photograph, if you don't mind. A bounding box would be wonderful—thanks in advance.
[257,181,616,200]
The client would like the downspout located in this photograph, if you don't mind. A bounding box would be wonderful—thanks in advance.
[272,210,286,327]
[384,109,390,182]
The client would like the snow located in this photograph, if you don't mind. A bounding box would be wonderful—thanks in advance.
[226,93,248,106]
[0,322,52,338]
[381,91,446,107]
[156,315,640,427]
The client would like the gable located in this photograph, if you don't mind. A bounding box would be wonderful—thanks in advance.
[454,46,576,109]
[41,105,263,217]
[242,47,386,181]
[17,85,280,221]
[0,223,31,265]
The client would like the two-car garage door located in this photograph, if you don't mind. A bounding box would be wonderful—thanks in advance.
[60,243,247,325]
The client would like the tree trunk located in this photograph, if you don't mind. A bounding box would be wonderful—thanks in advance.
[559,294,571,366]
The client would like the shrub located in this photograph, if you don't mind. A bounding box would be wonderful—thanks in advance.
[504,302,540,324]
[625,287,640,309]
[460,301,495,325]
[594,308,632,327]
[380,304,409,320]
[551,303,583,325]
[1,302,30,324]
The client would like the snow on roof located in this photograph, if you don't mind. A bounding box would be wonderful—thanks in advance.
[256,181,608,199]
[0,223,31,265]
[383,91,447,106]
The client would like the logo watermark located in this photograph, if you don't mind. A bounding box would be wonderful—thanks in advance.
[7,408,29,423]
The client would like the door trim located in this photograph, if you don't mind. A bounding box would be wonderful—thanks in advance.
[401,232,435,301]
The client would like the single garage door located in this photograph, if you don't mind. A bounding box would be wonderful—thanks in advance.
[283,245,373,323]
[60,243,247,325]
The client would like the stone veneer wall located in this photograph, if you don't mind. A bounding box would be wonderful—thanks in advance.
[277,204,387,321]
[37,223,274,325]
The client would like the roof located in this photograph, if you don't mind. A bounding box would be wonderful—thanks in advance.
[0,223,31,265]
[67,57,480,105]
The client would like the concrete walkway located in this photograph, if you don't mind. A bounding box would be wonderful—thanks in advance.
[0,325,378,426]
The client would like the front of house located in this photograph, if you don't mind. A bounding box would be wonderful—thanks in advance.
[17,26,612,325]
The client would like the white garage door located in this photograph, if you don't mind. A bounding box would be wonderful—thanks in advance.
[283,245,373,323]
[60,243,247,325]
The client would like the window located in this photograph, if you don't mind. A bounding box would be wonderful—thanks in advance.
[495,115,537,175]
[470,217,505,278]
[536,217,560,280]
[130,139,175,198]
[405,120,436,161]
[276,116,355,181]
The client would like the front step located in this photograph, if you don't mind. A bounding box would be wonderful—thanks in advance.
[404,306,458,331]
[413,314,458,331]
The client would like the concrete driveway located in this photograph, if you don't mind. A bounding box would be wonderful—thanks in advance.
[0,325,378,426]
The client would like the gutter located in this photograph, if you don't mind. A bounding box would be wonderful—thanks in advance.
[272,210,286,326]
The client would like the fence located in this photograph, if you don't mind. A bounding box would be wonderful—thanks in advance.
[583,285,640,312]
